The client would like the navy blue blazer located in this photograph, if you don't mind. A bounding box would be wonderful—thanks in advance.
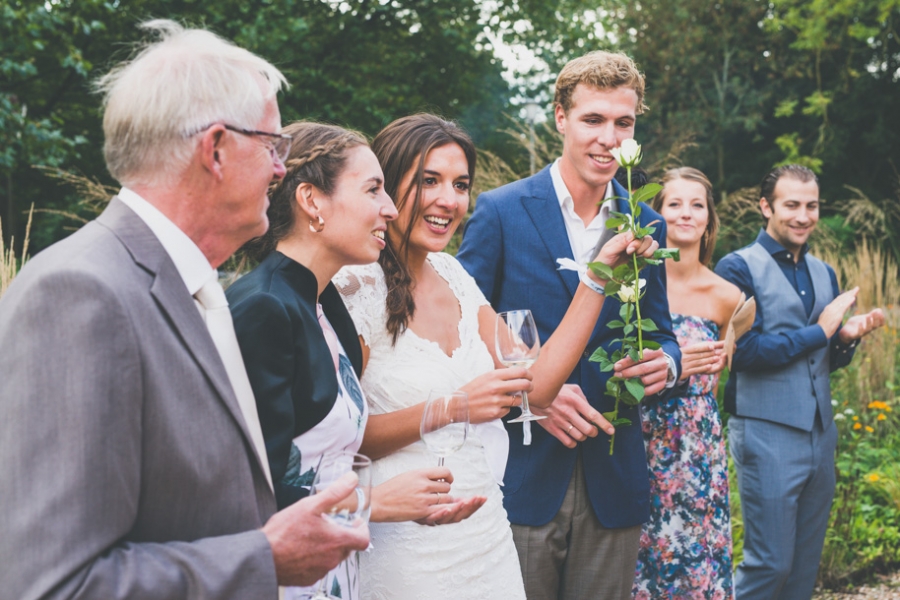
[457,166,680,528]
[227,251,363,510]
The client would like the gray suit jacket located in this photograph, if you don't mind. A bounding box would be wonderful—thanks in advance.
[0,199,279,599]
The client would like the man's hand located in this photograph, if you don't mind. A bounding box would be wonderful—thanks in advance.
[534,384,615,449]
[594,230,660,271]
[262,472,370,586]
[613,348,670,396]
[818,288,859,338]
[838,308,886,343]
[680,341,726,382]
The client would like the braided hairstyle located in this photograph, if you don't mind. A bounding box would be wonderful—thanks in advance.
[371,114,476,345]
[243,121,367,261]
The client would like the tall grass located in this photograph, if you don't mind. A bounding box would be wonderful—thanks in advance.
[0,207,33,298]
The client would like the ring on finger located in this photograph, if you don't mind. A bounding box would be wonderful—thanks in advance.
[435,492,442,504]
[567,424,575,434]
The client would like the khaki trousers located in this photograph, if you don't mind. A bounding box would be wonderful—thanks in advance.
[510,453,642,600]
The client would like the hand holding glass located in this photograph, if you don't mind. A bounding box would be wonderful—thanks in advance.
[495,310,545,423]
[420,390,469,467]
[307,452,372,600]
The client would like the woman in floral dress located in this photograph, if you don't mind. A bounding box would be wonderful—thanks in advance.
[633,167,742,599]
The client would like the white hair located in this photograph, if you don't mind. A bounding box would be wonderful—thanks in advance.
[95,20,288,188]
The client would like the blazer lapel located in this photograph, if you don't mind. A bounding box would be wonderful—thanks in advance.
[98,199,266,478]
[520,169,579,298]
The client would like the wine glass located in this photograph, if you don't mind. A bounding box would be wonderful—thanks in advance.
[420,390,469,467]
[307,451,372,600]
[495,310,545,423]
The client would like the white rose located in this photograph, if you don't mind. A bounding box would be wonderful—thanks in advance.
[610,138,642,168]
[833,413,846,421]
[616,278,646,303]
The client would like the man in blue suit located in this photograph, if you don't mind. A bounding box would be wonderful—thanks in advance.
[457,51,681,599]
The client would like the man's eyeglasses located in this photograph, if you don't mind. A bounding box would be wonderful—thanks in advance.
[186,123,292,164]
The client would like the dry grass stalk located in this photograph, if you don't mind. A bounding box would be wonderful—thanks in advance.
[1,206,34,298]
[817,239,900,408]
[33,166,115,229]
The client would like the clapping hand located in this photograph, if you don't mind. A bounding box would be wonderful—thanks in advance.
[839,308,886,343]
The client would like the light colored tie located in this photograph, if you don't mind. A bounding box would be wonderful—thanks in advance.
[195,275,273,491]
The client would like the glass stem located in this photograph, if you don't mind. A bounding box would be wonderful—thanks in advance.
[438,456,444,467]
[521,390,532,415]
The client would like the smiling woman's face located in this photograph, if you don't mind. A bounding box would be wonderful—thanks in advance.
[659,177,710,248]
[320,145,397,266]
[391,143,471,255]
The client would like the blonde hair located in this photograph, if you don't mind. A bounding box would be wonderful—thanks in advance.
[554,51,647,114]
[96,20,288,188]
[652,167,719,265]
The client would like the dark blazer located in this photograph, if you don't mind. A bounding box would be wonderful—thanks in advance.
[457,166,680,529]
[228,251,363,509]
[0,199,277,599]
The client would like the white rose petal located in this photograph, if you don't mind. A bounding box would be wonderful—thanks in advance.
[614,138,642,167]
[834,413,846,421]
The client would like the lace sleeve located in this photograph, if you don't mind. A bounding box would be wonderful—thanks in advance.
[432,252,491,309]
[333,264,388,348]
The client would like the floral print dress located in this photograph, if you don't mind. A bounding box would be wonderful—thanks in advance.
[633,314,734,600]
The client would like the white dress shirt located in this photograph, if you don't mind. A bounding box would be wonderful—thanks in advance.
[550,158,615,266]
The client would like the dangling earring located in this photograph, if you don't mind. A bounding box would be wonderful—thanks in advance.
[309,215,325,233]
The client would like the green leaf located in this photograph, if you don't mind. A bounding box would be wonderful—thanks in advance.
[653,248,681,261]
[627,347,641,362]
[605,216,628,229]
[604,281,621,296]
[642,340,662,350]
[588,347,609,363]
[623,323,634,335]
[631,183,663,204]
[619,303,632,321]
[611,417,632,427]
[601,411,617,422]
[613,264,633,280]
[636,226,656,238]
[633,203,642,219]
[605,378,620,397]
[606,319,625,328]
[639,318,659,332]
[624,378,646,402]
[587,261,614,281]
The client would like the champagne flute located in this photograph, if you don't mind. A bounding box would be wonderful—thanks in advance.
[307,451,372,600]
[420,390,469,467]
[495,310,545,423]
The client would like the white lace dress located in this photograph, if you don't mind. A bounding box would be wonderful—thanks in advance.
[335,252,526,600]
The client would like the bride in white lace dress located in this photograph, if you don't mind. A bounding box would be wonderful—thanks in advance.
[335,114,659,599]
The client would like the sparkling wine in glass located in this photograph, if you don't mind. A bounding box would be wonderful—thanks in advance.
[307,451,372,600]
[420,390,469,467]
[495,310,545,423]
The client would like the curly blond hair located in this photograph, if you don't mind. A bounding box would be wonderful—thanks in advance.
[554,51,647,114]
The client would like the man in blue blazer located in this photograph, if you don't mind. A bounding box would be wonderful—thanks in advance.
[457,51,681,599]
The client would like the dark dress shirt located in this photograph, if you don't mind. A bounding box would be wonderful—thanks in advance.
[715,229,857,415]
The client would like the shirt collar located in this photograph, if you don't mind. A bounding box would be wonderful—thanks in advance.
[755,228,809,262]
[117,187,216,296]
[550,158,613,210]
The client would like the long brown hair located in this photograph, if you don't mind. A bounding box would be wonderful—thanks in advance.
[651,167,719,265]
[371,114,476,344]
[243,121,367,261]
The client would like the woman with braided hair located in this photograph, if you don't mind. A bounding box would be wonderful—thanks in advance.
[227,121,485,599]
[334,114,660,599]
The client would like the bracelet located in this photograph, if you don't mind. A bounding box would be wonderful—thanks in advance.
[580,270,606,296]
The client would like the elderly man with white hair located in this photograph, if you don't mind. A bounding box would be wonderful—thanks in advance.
[0,20,368,600]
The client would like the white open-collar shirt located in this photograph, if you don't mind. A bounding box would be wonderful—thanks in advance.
[550,158,614,266]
